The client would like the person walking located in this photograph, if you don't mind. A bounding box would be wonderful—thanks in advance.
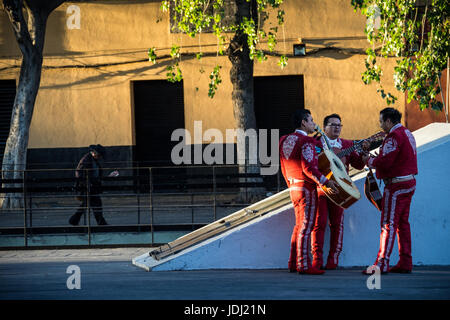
[69,144,117,226]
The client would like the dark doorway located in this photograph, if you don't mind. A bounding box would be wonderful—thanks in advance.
[0,80,16,163]
[132,80,186,193]
[254,75,305,136]
[133,80,185,167]
[254,75,305,188]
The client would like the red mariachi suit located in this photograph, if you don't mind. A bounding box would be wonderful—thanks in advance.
[367,124,418,272]
[279,130,329,272]
[311,137,365,269]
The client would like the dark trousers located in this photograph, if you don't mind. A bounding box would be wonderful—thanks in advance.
[70,193,107,225]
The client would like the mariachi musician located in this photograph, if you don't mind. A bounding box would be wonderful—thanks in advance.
[311,114,368,271]
[279,109,339,275]
[362,107,417,274]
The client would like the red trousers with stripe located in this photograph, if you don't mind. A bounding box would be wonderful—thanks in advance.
[311,190,345,267]
[375,179,416,272]
[288,184,317,272]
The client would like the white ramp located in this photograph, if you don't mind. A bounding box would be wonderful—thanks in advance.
[133,189,294,271]
[133,123,450,271]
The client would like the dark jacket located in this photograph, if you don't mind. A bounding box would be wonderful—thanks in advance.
[75,152,103,194]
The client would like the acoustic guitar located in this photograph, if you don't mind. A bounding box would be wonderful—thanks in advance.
[315,125,361,209]
[322,131,385,165]
[364,168,383,211]
[317,131,385,173]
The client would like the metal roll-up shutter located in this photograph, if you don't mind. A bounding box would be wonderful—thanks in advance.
[254,75,305,137]
[0,80,16,163]
[133,80,185,167]
[254,75,305,188]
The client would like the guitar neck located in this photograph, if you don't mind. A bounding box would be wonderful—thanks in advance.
[336,143,359,158]
[315,125,332,150]
[334,132,383,158]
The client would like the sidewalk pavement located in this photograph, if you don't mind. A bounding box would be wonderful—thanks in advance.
[0,247,450,302]
[0,247,151,263]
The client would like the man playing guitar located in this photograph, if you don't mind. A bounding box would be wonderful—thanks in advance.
[279,109,339,275]
[311,114,368,270]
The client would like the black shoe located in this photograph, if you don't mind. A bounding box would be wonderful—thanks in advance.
[298,267,325,275]
[69,215,80,226]
[94,212,108,225]
[362,266,388,275]
[389,265,412,273]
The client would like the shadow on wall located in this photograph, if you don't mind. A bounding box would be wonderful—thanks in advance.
[0,1,162,57]
[39,61,172,90]
[0,9,81,57]
[300,36,367,60]
[0,12,19,56]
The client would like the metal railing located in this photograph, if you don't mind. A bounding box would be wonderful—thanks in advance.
[0,164,284,248]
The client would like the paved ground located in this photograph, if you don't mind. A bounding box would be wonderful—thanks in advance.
[1,247,449,301]
[1,247,448,318]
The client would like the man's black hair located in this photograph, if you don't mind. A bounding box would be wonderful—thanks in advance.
[323,113,341,127]
[292,109,311,129]
[380,107,402,124]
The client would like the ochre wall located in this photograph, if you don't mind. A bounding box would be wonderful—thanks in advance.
[0,0,407,149]
[405,70,449,132]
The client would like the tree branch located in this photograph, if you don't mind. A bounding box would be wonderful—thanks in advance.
[3,0,66,58]
[26,0,66,17]
[3,0,34,56]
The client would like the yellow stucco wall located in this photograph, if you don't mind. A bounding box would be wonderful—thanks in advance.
[0,0,404,149]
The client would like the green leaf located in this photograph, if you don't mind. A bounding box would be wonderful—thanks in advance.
[208,65,222,98]
[147,47,157,64]
[353,0,449,112]
[160,1,169,12]
[170,45,180,59]
[277,55,288,69]
[157,0,288,98]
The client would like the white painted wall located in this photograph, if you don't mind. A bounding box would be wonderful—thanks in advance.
[133,123,450,271]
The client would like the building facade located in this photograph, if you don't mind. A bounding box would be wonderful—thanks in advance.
[0,0,447,169]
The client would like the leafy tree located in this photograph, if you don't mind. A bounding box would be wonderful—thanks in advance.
[151,0,287,188]
[1,0,66,208]
[351,0,449,111]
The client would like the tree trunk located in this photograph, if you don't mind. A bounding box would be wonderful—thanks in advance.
[1,0,64,209]
[228,0,265,202]
[1,54,42,208]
